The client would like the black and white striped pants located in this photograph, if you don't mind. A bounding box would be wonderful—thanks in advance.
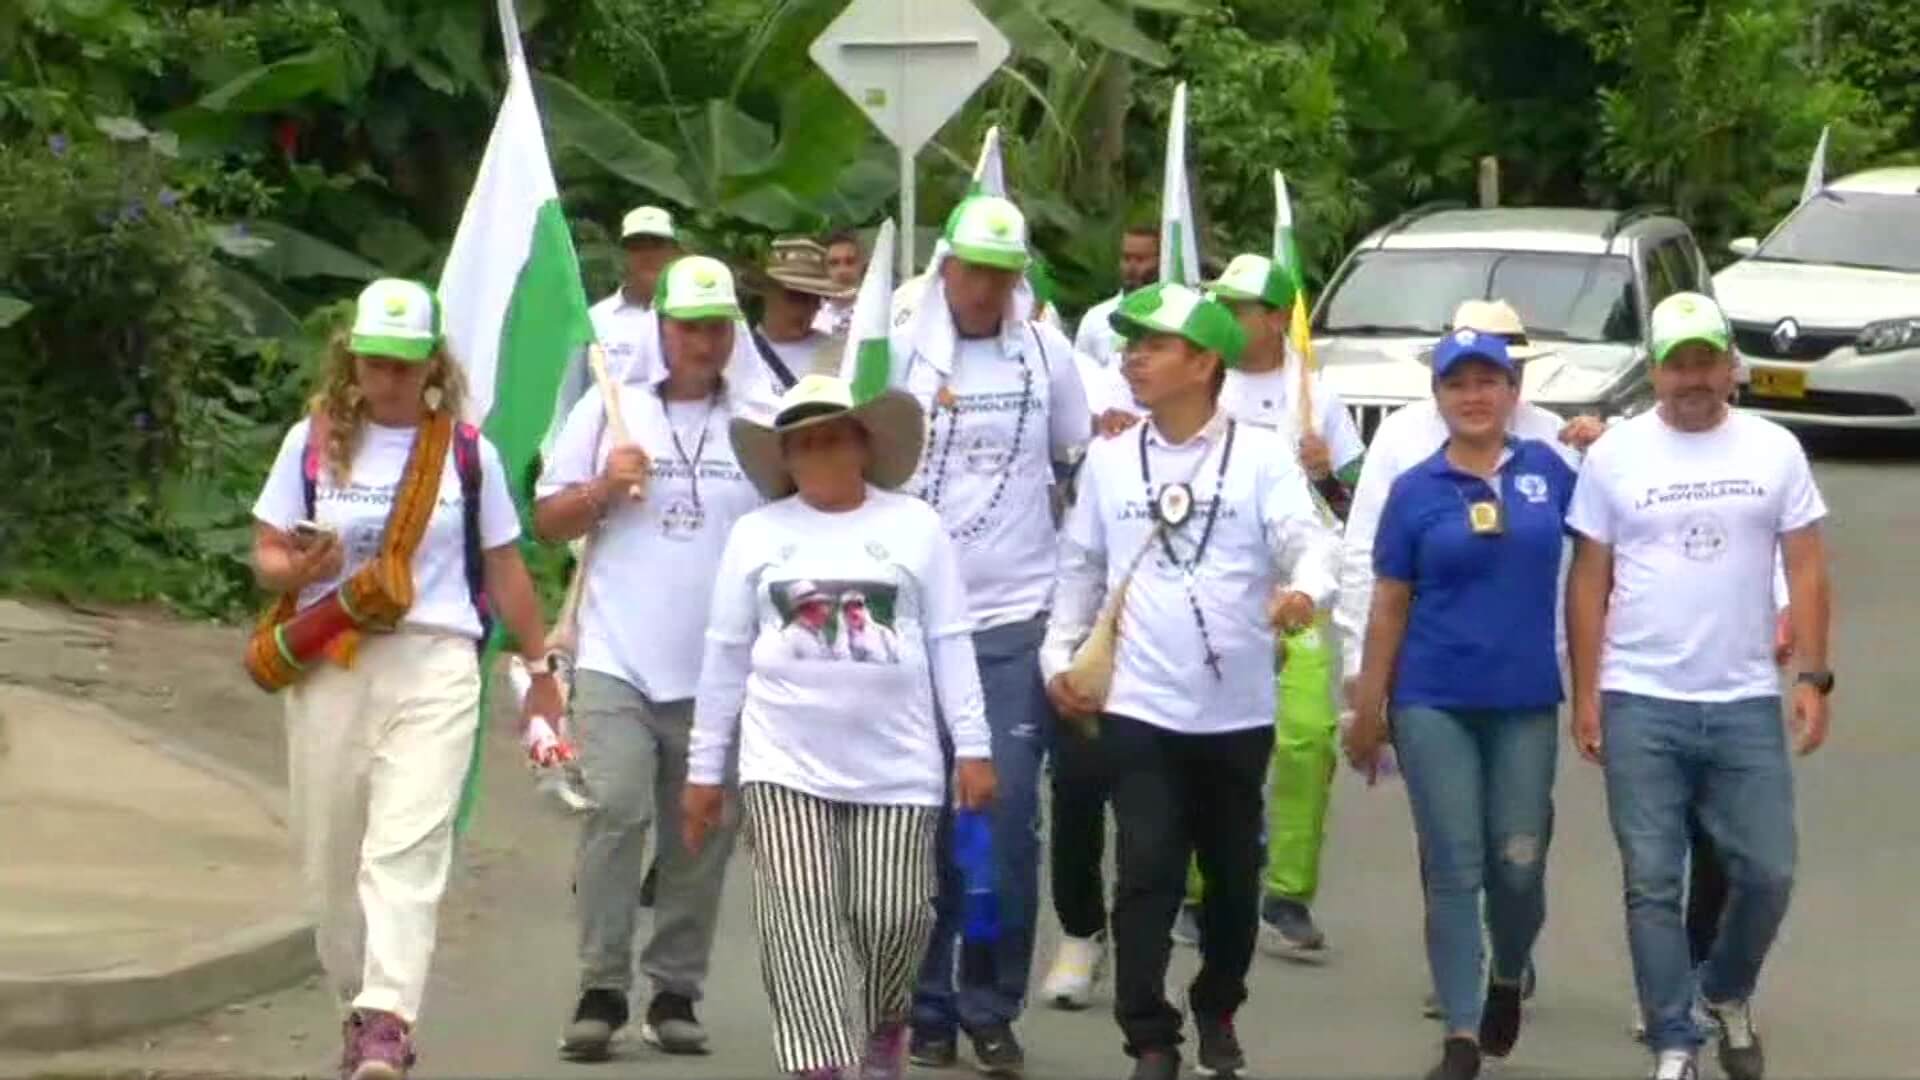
[742,782,940,1075]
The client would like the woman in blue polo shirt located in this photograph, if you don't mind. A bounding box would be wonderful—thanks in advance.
[1343,329,1575,1080]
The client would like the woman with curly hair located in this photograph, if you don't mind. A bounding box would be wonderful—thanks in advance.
[249,279,562,1080]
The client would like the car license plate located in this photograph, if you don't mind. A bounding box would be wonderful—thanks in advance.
[1750,366,1807,399]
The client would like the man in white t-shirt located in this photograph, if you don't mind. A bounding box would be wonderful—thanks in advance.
[898,194,1093,1076]
[1335,299,1606,684]
[1073,225,1161,418]
[812,230,865,338]
[1042,284,1339,1080]
[747,236,853,391]
[1566,292,1831,1080]
[534,256,767,1064]
[550,206,682,428]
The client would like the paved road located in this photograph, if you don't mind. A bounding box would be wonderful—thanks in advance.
[8,431,1920,1080]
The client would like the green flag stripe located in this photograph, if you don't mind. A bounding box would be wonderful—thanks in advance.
[850,338,892,405]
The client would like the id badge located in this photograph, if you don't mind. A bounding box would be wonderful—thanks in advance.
[1467,499,1505,536]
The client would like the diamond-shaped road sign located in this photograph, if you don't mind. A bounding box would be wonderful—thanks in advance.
[809,0,1011,157]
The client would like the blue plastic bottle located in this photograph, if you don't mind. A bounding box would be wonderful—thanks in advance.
[953,807,1000,943]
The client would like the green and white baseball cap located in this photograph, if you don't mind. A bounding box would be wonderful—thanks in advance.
[943,194,1031,272]
[655,255,743,322]
[1109,283,1248,367]
[621,205,676,242]
[350,278,440,362]
[1650,291,1732,363]
[1206,253,1297,309]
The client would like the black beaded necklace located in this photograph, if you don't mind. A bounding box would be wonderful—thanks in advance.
[916,328,1040,544]
[1138,417,1239,680]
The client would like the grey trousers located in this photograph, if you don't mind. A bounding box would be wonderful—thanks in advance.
[572,671,738,1000]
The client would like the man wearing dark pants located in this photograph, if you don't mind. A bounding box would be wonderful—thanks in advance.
[1042,284,1337,1080]
[897,195,1092,1077]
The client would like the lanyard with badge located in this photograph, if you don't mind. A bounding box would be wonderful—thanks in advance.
[1452,473,1505,536]
[659,384,721,538]
[1139,418,1238,680]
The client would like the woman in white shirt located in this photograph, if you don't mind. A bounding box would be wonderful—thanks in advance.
[249,279,560,1080]
[683,375,997,1080]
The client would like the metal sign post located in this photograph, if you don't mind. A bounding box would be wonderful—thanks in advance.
[810,0,1011,277]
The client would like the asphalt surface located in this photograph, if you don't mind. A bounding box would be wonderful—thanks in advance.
[7,427,1919,1080]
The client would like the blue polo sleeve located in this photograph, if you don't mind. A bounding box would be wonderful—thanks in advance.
[1372,473,1421,583]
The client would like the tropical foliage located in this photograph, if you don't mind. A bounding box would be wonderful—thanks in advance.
[1,0,1913,614]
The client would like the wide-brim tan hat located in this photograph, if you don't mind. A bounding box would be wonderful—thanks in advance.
[730,374,925,500]
[745,237,856,301]
[1446,298,1544,360]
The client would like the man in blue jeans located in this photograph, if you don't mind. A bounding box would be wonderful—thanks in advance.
[1567,292,1832,1080]
[893,195,1093,1077]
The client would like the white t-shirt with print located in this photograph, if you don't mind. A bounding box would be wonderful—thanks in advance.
[698,489,978,806]
[1567,409,1826,701]
[1220,365,1366,474]
[253,419,519,640]
[757,329,840,385]
[898,322,1092,629]
[538,382,767,701]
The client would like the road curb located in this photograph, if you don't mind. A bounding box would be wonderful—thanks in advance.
[0,688,317,1052]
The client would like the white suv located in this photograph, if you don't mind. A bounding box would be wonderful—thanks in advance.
[1713,167,1920,429]
[1311,206,1711,441]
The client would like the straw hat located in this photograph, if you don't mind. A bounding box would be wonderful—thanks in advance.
[729,374,925,500]
[1446,299,1543,360]
[747,237,855,300]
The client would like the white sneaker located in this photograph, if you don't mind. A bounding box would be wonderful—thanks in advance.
[1629,1003,1647,1043]
[1650,1050,1698,1080]
[1040,933,1106,1010]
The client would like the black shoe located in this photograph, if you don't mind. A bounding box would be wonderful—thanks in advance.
[1479,980,1524,1058]
[1423,1036,1481,1080]
[909,1026,958,1069]
[1704,999,1765,1080]
[641,991,708,1055]
[1258,895,1329,963]
[559,988,627,1062]
[968,1023,1024,1078]
[1192,1009,1245,1077]
[1127,1048,1181,1080]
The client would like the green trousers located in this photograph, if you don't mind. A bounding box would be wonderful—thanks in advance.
[1183,617,1338,907]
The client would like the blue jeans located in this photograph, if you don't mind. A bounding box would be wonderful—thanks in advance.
[1602,691,1796,1054]
[913,616,1057,1032]
[1392,705,1558,1035]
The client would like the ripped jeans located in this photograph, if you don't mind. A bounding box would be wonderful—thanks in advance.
[1392,705,1558,1035]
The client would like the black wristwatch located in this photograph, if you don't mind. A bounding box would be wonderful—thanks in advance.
[1796,670,1835,695]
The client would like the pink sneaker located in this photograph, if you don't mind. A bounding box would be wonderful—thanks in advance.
[859,1020,907,1080]
[340,1009,416,1080]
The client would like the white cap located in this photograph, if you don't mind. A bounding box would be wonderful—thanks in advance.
[621,205,676,242]
[349,278,439,362]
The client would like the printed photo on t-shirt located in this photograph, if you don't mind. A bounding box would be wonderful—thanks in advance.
[771,577,903,665]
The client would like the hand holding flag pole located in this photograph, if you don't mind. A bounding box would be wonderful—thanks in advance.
[586,343,645,501]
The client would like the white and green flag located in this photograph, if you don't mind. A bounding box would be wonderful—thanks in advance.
[1274,171,1316,374]
[439,0,595,501]
[1800,124,1830,205]
[843,219,898,403]
[439,0,596,833]
[1160,82,1200,287]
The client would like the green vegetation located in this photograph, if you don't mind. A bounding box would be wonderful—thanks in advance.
[1,0,1912,617]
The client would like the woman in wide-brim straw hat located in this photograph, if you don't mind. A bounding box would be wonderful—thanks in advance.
[681,374,998,1080]
[249,279,561,1080]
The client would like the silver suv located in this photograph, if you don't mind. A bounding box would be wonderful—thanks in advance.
[1311,206,1714,440]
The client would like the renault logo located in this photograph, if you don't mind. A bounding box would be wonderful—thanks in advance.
[1770,318,1800,353]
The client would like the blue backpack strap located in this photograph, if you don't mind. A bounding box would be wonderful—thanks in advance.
[453,422,492,645]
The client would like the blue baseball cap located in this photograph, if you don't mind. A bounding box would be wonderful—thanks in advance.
[1430,327,1515,378]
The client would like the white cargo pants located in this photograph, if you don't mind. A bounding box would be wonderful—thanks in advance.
[284,631,480,1024]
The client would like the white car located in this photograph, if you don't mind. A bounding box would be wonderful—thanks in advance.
[1713,167,1920,428]
[1310,206,1712,440]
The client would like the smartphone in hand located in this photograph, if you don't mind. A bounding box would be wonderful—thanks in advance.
[290,520,334,548]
